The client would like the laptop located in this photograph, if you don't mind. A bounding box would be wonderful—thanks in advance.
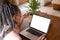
[20,15,51,39]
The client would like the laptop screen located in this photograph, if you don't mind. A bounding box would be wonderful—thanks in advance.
[30,15,51,33]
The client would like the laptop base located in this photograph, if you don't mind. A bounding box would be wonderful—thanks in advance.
[27,27,45,37]
[20,27,46,40]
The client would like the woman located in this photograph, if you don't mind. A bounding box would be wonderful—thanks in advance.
[4,6,28,40]
[3,0,29,40]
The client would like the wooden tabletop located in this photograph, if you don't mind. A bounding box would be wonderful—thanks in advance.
[20,12,60,40]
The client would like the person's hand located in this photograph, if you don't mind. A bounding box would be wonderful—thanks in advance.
[37,34,46,40]
[22,13,29,20]
[19,13,29,24]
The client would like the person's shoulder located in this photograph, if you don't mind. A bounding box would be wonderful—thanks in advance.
[4,31,22,40]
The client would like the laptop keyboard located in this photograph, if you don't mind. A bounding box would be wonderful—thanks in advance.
[27,28,43,37]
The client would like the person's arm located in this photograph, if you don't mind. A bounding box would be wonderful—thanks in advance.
[13,13,29,33]
[20,13,29,24]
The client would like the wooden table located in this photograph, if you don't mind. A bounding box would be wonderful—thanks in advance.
[38,12,60,40]
[20,12,60,40]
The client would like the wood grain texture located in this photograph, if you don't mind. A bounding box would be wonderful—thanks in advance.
[38,13,60,40]
[53,4,60,10]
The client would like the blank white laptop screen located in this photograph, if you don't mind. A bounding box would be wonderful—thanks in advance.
[30,15,51,33]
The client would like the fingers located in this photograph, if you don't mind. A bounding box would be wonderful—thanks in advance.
[24,13,29,16]
[41,35,45,40]
[39,35,45,40]
[44,38,46,40]
[23,13,29,18]
[37,34,46,40]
